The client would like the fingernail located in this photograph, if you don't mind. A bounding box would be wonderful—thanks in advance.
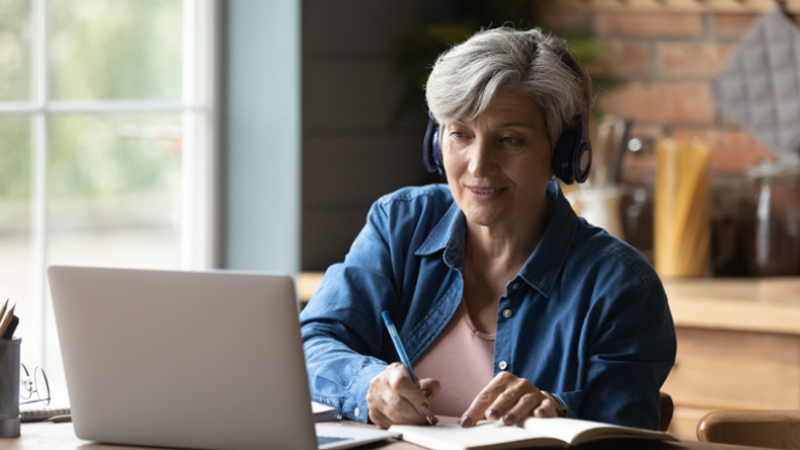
[422,389,432,399]
[459,416,473,428]
[487,408,500,419]
[503,413,516,425]
[420,403,436,425]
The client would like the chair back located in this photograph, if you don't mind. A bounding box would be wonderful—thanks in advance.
[697,410,800,449]
[659,391,673,432]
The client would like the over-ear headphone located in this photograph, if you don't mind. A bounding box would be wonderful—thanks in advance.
[422,112,592,184]
[551,113,592,184]
[423,117,443,175]
[422,33,592,184]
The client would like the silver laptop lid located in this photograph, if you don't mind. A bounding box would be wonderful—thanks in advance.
[48,266,317,450]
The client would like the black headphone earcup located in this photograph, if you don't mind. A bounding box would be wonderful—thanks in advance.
[573,142,592,183]
[423,119,443,174]
[573,113,592,183]
[552,131,577,184]
[552,114,592,185]
[432,127,443,173]
[422,117,439,173]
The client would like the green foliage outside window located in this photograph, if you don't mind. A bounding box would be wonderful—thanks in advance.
[0,0,182,207]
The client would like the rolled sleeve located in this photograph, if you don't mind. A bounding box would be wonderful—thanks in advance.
[300,201,399,422]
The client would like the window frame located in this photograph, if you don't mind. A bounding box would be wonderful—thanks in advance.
[0,0,222,367]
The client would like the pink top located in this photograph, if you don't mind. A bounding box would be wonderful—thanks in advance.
[412,299,495,417]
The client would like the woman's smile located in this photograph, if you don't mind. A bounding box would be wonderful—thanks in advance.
[442,89,553,233]
[467,186,506,200]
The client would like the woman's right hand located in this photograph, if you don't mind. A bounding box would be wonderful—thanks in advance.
[366,362,441,429]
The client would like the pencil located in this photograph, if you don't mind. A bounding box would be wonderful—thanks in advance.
[2,316,18,339]
[0,303,16,338]
[0,299,8,327]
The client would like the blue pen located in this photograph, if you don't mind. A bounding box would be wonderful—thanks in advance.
[381,311,420,387]
[382,311,436,425]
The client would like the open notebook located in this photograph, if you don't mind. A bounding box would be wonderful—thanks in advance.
[20,404,71,422]
[390,416,677,450]
[312,401,339,422]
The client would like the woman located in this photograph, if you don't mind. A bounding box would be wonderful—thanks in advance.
[299,27,675,431]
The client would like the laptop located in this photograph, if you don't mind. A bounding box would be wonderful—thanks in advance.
[47,266,399,450]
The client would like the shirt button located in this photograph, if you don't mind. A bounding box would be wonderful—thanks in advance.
[354,407,360,417]
[502,309,513,319]
[498,361,508,370]
[511,283,519,290]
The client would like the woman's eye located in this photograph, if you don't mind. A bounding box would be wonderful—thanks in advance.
[500,136,523,145]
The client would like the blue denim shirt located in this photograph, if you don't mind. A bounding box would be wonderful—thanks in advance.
[299,181,676,430]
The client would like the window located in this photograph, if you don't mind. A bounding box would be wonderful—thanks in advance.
[0,0,220,382]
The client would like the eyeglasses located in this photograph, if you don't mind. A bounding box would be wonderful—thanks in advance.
[19,364,50,406]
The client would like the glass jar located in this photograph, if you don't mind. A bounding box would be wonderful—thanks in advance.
[710,172,754,277]
[747,160,800,277]
[654,138,711,278]
[619,136,656,264]
[620,169,654,263]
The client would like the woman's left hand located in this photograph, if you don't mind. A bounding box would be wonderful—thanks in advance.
[459,372,559,427]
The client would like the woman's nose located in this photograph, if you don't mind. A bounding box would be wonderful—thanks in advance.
[468,138,498,178]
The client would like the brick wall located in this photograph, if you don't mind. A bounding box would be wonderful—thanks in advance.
[533,3,783,172]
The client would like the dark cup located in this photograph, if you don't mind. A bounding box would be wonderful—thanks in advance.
[0,338,20,437]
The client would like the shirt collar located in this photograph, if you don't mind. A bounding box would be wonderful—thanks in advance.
[517,180,579,299]
[415,201,465,269]
[415,180,579,298]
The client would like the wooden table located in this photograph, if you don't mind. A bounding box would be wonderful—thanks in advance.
[0,421,772,450]
[662,278,800,441]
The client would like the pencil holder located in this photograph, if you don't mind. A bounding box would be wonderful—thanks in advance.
[0,338,20,438]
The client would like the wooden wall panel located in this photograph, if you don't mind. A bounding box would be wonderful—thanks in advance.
[301,0,443,271]
[304,61,414,132]
[304,0,441,57]
[302,207,370,270]
[304,135,441,207]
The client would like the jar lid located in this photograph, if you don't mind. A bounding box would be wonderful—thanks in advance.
[748,157,800,178]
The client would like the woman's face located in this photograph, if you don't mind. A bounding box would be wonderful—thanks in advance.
[442,89,553,232]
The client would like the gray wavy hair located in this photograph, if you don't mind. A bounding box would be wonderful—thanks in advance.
[425,27,592,150]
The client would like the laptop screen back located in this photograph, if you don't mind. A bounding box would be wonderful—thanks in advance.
[48,266,318,450]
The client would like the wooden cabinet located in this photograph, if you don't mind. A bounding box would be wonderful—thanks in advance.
[663,279,800,441]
